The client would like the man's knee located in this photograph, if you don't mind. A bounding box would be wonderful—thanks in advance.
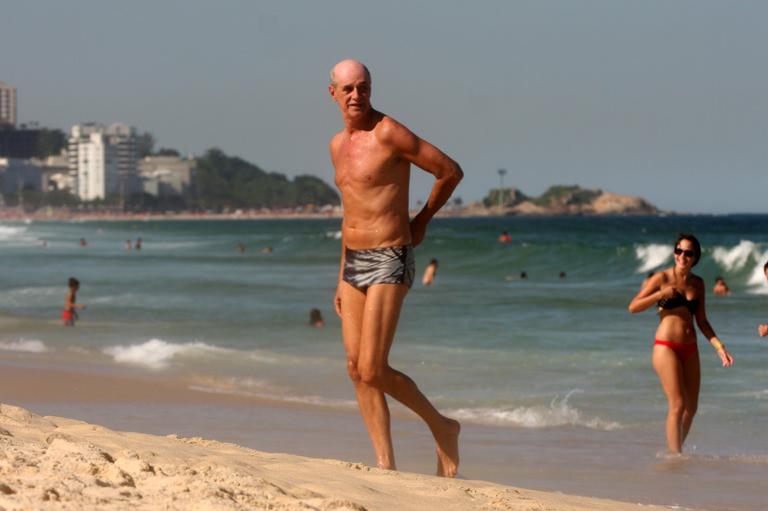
[346,358,361,383]
[358,363,387,387]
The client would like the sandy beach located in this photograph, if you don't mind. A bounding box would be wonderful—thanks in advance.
[0,398,673,511]
[0,363,671,511]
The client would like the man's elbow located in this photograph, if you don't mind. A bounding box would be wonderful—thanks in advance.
[448,163,464,185]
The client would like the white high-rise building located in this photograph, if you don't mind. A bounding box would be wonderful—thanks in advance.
[68,123,137,201]
[0,82,17,127]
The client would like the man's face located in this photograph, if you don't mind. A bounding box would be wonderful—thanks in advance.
[329,65,371,119]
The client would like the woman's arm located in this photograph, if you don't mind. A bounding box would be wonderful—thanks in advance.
[694,279,734,367]
[628,272,672,313]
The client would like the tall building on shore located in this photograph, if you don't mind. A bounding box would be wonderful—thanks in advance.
[0,82,17,127]
[139,155,196,197]
[68,123,138,201]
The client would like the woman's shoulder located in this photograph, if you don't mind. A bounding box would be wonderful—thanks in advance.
[689,273,705,290]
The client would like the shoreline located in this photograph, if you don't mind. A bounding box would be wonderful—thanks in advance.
[0,208,675,223]
[0,397,673,511]
[2,209,752,223]
[0,358,718,510]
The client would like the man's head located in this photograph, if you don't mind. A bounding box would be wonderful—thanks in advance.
[329,59,372,120]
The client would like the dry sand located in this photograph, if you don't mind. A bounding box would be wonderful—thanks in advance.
[0,403,676,511]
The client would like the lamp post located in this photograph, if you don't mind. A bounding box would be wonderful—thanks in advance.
[497,168,507,209]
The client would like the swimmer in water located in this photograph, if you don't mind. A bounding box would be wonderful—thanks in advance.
[422,258,438,285]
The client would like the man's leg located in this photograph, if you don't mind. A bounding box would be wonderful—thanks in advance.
[339,280,396,469]
[357,283,460,477]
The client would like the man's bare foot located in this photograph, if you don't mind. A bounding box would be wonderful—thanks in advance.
[435,418,460,477]
[376,458,396,471]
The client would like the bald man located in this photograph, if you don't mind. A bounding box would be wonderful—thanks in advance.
[328,59,463,477]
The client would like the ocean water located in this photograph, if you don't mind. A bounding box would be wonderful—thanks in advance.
[2,216,768,509]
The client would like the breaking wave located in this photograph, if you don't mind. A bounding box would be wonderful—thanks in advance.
[635,244,671,273]
[448,390,622,431]
[0,339,48,353]
[103,338,225,370]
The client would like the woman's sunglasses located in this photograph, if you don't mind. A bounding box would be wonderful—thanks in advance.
[674,247,695,258]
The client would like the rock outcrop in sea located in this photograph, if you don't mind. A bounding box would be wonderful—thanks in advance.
[464,185,659,216]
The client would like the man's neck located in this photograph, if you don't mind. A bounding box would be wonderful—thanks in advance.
[344,109,381,133]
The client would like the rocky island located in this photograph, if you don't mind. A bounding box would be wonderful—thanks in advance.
[458,185,660,216]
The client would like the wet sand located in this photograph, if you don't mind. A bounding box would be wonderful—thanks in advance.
[0,363,680,511]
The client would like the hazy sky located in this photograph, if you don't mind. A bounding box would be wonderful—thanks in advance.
[3,1,766,213]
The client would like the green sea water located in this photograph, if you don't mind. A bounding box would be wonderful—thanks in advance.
[2,216,768,509]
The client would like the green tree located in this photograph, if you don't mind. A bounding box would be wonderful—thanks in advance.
[154,147,181,157]
[137,132,155,158]
[36,128,67,158]
[192,148,339,210]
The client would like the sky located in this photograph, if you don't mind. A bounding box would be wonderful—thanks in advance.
[2,0,766,213]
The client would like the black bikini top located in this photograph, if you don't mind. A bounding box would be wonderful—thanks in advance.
[658,291,699,314]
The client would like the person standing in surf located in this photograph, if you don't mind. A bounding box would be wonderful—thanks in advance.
[62,277,86,326]
[628,234,733,454]
[328,59,463,477]
[759,260,768,337]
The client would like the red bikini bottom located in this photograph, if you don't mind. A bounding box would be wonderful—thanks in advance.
[654,339,698,362]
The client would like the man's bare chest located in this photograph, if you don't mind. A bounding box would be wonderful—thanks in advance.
[335,139,401,186]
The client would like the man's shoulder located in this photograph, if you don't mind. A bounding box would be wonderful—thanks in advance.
[375,114,407,134]
[330,130,345,144]
[374,114,417,148]
[329,131,346,153]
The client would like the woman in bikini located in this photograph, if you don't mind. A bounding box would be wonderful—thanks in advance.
[628,234,733,454]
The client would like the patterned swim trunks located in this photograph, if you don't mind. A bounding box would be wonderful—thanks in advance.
[343,245,415,290]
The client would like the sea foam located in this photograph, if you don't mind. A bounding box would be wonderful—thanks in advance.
[449,391,621,431]
[188,376,358,410]
[712,240,760,272]
[103,338,222,370]
[635,244,671,273]
[745,249,768,295]
[0,225,27,241]
[711,241,768,294]
[0,339,48,353]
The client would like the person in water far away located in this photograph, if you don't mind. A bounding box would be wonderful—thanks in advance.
[759,260,768,337]
[62,277,86,326]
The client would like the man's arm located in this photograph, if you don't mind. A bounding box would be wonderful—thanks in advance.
[334,225,346,317]
[329,135,345,317]
[379,118,463,246]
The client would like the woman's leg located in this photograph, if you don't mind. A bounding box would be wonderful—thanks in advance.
[680,350,701,445]
[652,345,686,453]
